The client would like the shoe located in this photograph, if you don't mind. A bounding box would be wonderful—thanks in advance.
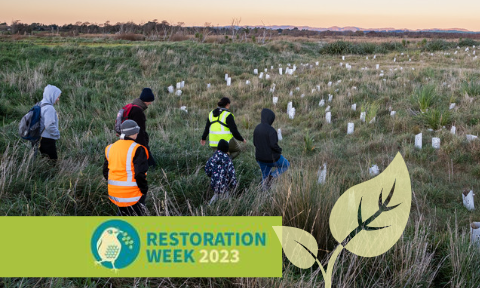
[262,175,275,190]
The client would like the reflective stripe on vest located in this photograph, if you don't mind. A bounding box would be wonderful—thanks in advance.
[109,195,142,203]
[105,140,145,207]
[106,144,112,160]
[208,110,233,147]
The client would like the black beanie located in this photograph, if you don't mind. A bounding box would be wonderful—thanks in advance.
[140,88,155,102]
[217,139,229,153]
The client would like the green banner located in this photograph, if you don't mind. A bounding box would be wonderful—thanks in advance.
[0,216,282,277]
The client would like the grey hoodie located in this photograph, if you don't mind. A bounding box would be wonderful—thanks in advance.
[40,85,62,140]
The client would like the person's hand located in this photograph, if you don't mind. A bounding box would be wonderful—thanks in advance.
[200,140,206,146]
[243,139,247,144]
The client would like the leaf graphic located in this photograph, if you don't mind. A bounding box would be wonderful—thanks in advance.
[329,152,411,257]
[273,226,318,269]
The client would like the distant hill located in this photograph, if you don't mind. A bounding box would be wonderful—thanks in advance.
[265,25,478,33]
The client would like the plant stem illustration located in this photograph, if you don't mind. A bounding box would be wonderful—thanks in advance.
[274,152,412,288]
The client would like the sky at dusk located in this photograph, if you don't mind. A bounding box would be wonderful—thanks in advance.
[2,0,480,31]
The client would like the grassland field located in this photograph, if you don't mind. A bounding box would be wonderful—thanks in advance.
[1,36,480,287]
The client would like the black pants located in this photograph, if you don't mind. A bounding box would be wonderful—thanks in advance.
[39,137,58,160]
[118,194,146,216]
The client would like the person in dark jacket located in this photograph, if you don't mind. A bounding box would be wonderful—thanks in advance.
[253,108,290,188]
[103,120,149,216]
[201,97,246,159]
[205,139,237,204]
[128,88,156,167]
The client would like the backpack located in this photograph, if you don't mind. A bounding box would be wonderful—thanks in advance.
[114,104,141,135]
[18,102,51,142]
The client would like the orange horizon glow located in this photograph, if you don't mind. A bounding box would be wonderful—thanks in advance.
[2,0,480,31]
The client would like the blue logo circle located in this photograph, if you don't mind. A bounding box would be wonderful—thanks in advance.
[91,219,140,270]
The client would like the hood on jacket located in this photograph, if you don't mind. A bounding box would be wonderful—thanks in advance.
[261,108,275,126]
[213,107,229,117]
[41,85,62,105]
[211,150,231,165]
[132,98,148,110]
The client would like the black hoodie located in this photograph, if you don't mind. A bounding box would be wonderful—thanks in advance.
[253,108,282,163]
[128,98,149,147]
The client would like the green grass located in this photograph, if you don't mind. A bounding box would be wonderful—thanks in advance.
[1,37,480,287]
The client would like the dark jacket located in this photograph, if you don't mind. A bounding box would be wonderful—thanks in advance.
[202,108,244,142]
[103,137,149,195]
[205,150,237,194]
[253,109,282,163]
[128,98,149,147]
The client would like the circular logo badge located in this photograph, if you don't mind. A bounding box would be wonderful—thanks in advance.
[91,219,140,270]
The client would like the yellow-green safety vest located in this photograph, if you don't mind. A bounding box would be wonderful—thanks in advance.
[208,109,234,147]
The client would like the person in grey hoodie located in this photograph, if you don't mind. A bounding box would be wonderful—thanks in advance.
[39,84,62,161]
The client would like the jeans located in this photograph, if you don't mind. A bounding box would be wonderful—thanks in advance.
[257,155,290,181]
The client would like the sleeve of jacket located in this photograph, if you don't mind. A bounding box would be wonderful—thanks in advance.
[225,114,244,141]
[103,157,109,181]
[205,156,213,177]
[228,160,237,188]
[269,129,282,154]
[201,118,211,140]
[42,106,60,139]
[133,146,149,195]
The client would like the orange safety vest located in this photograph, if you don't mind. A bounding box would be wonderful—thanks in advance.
[105,140,149,207]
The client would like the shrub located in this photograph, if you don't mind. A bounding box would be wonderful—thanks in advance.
[461,81,480,96]
[424,40,452,52]
[458,38,478,47]
[320,41,354,55]
[418,109,451,130]
[414,85,436,112]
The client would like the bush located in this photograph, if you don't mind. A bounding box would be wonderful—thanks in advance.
[414,85,437,112]
[320,41,403,55]
[424,40,453,52]
[458,38,478,47]
[320,41,354,55]
[461,81,480,96]
[419,109,451,130]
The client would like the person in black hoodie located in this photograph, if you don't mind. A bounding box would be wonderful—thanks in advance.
[253,108,290,188]
[128,88,156,167]
[201,97,246,159]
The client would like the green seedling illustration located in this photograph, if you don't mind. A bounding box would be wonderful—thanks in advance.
[274,152,411,288]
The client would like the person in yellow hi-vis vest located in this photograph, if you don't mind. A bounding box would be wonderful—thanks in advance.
[200,97,246,159]
[103,120,149,216]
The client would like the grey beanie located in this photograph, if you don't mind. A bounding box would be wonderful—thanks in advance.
[121,120,140,138]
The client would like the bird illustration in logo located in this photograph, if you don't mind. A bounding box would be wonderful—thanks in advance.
[95,227,123,271]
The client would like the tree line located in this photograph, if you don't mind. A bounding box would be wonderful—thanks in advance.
[1,20,479,41]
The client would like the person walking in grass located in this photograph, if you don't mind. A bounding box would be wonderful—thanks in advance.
[39,84,62,162]
[201,97,246,159]
[126,88,156,167]
[253,108,290,189]
[104,120,149,216]
[205,139,238,205]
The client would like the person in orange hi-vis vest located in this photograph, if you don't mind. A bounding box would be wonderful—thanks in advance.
[103,120,149,216]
